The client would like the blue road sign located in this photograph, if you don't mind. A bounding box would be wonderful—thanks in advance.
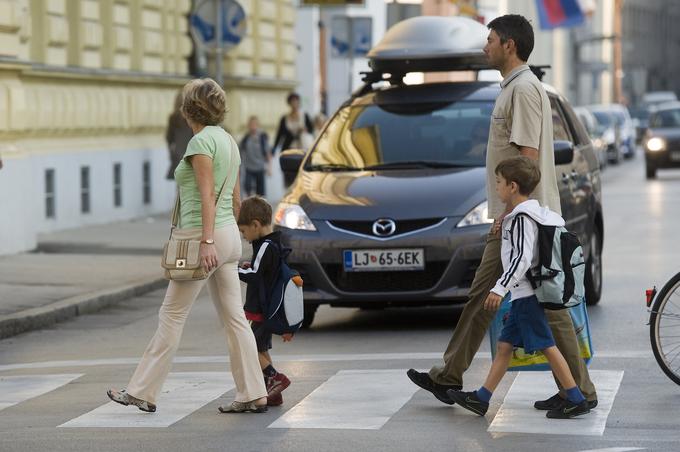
[190,0,246,50]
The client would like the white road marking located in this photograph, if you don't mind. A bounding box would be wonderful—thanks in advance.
[488,370,624,436]
[59,372,234,428]
[0,351,652,372]
[578,448,646,452]
[268,369,419,430]
[0,374,82,411]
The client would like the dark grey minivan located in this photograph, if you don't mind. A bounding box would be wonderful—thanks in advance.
[275,17,604,327]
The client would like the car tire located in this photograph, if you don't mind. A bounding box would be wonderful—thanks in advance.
[301,303,319,329]
[585,226,603,305]
[646,165,657,179]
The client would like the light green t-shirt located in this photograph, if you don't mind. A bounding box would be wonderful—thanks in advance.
[174,126,241,229]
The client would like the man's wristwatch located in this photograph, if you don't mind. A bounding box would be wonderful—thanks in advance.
[201,239,215,245]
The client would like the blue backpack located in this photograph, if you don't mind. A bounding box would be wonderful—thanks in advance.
[261,240,304,335]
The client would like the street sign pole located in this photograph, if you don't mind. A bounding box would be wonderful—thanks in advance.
[215,0,224,87]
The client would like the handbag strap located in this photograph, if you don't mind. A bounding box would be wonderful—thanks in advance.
[170,172,231,229]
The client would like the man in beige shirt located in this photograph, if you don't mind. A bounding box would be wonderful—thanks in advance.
[408,14,597,411]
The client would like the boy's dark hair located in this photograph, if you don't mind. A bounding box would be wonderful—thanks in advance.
[238,196,272,226]
[495,156,541,195]
[487,14,534,62]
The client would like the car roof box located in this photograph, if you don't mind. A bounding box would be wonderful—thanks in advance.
[367,16,489,74]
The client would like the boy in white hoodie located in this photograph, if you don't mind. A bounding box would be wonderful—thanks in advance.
[447,156,590,419]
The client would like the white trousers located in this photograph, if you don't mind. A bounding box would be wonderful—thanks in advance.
[126,223,267,404]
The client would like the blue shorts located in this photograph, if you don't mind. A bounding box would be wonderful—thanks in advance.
[497,295,555,354]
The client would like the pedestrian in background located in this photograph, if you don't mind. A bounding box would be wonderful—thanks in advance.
[107,78,268,414]
[165,90,194,180]
[239,116,271,197]
[312,112,327,138]
[407,14,598,412]
[272,92,314,154]
[237,197,294,407]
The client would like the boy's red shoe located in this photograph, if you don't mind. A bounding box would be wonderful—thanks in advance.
[266,373,291,396]
[267,392,283,406]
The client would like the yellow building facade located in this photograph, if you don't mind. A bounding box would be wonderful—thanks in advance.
[0,0,297,255]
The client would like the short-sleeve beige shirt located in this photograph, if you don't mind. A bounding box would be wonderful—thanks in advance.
[486,64,561,218]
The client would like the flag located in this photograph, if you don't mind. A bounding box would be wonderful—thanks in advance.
[535,0,585,30]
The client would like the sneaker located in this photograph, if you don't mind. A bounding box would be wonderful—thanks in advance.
[266,373,291,396]
[446,390,489,416]
[218,400,268,413]
[406,369,461,406]
[546,399,590,419]
[106,388,156,413]
[267,392,283,407]
[534,393,598,410]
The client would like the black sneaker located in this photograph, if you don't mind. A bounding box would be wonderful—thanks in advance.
[546,399,590,419]
[446,390,489,416]
[406,369,461,405]
[535,393,598,410]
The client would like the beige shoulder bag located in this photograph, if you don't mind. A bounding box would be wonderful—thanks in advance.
[161,175,230,281]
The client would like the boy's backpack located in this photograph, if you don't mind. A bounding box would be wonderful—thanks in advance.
[261,240,304,334]
[517,214,586,309]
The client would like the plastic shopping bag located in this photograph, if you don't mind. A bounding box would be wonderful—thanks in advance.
[488,296,594,371]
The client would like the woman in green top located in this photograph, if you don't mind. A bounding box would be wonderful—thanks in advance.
[107,79,268,414]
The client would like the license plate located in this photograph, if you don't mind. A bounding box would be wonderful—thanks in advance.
[670,151,680,161]
[343,249,425,272]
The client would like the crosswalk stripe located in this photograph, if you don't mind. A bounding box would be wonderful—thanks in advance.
[58,372,235,428]
[487,370,624,436]
[0,374,83,411]
[268,369,419,430]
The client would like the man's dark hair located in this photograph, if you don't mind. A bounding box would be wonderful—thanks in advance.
[487,14,534,62]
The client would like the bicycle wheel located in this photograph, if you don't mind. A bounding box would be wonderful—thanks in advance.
[649,272,680,385]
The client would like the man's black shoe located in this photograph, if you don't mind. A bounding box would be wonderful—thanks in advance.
[406,369,461,405]
[534,393,598,410]
[546,399,590,419]
[446,390,489,416]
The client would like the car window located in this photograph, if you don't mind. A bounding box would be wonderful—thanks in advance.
[549,96,573,142]
[650,108,680,128]
[306,100,495,169]
[591,111,613,127]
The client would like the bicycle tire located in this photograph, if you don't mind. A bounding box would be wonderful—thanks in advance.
[649,271,680,385]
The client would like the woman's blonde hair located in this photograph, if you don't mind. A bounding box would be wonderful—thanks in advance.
[181,78,226,126]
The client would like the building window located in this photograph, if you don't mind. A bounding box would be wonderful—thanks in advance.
[113,163,122,207]
[80,166,91,213]
[45,169,56,219]
[142,161,151,205]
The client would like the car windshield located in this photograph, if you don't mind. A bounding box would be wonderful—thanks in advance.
[650,109,680,128]
[306,100,493,171]
[592,111,614,127]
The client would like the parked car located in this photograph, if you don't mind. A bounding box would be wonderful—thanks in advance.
[574,107,608,170]
[644,103,680,179]
[276,16,605,327]
[586,104,636,160]
[642,91,678,109]
[629,106,650,145]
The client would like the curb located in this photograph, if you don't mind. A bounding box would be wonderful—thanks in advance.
[0,277,167,340]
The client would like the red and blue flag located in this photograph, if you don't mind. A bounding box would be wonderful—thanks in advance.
[535,0,585,30]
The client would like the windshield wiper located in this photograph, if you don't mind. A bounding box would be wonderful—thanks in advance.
[305,163,363,172]
[363,161,473,170]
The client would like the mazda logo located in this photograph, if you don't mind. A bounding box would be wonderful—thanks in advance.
[372,219,396,237]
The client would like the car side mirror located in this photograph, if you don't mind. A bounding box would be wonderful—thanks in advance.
[280,149,306,186]
[554,140,574,165]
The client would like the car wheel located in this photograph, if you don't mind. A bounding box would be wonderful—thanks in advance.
[585,227,602,305]
[646,165,657,179]
[301,303,319,329]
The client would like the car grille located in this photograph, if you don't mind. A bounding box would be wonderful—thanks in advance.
[322,261,448,292]
[327,218,445,237]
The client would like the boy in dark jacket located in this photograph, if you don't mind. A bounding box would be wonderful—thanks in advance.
[238,197,293,406]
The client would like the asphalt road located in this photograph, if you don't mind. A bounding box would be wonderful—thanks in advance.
[1,153,679,452]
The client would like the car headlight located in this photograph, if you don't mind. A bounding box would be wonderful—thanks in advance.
[603,129,615,143]
[457,201,494,227]
[646,137,666,152]
[274,202,317,231]
[592,138,603,149]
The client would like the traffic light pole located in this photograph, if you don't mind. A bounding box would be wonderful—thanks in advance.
[215,0,224,87]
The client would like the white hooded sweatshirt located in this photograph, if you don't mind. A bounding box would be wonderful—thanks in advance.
[491,199,565,301]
